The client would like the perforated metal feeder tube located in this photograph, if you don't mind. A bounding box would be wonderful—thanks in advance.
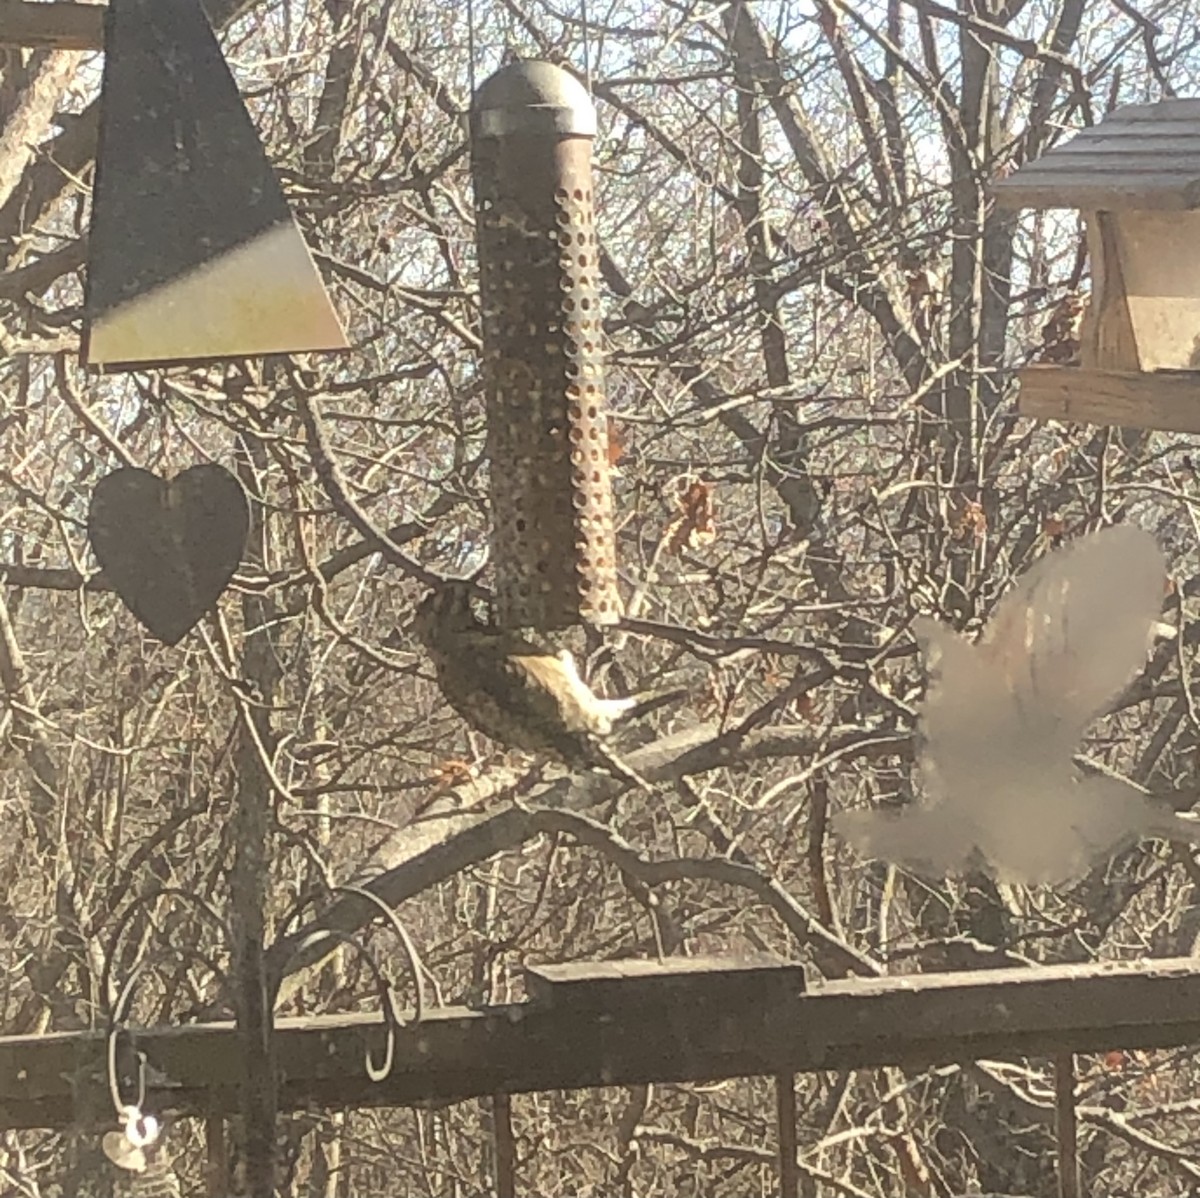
[470,60,621,632]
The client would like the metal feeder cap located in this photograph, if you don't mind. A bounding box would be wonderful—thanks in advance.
[471,60,597,139]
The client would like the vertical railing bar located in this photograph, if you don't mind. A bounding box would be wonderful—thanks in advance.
[494,1091,517,1198]
[1055,1052,1081,1198]
[776,1072,799,1198]
[204,1112,228,1198]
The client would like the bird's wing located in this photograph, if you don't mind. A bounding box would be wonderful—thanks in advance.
[835,775,1159,887]
[1071,774,1200,861]
[985,773,1200,885]
[978,524,1165,736]
[833,804,983,879]
[917,526,1165,760]
[913,525,1165,816]
[419,624,566,749]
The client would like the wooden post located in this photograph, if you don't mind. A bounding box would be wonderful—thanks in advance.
[1080,212,1138,372]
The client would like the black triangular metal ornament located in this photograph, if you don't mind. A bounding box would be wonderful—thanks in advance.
[83,0,348,369]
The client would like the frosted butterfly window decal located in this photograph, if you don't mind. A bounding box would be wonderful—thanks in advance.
[835,524,1200,886]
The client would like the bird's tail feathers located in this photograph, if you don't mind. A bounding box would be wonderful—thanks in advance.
[601,686,689,724]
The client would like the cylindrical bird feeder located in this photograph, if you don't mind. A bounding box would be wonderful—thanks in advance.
[470,60,621,631]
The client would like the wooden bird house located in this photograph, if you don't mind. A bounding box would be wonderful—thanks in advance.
[994,99,1200,433]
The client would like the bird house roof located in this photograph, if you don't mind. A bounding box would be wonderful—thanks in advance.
[993,99,1200,211]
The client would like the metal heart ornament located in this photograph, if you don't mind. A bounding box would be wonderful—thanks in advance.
[88,464,249,645]
[101,1106,161,1173]
[101,1130,149,1172]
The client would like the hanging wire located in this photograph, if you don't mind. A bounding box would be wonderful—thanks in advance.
[580,0,592,94]
[466,0,477,104]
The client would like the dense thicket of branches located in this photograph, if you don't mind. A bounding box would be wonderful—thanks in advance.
[2,0,1200,1193]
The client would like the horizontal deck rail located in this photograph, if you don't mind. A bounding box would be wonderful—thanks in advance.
[4,954,1200,1130]
[0,1,104,49]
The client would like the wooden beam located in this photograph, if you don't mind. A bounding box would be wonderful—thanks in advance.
[1018,364,1200,432]
[525,955,806,1011]
[0,2,105,50]
[5,957,1200,1131]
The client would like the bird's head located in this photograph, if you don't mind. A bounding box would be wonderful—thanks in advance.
[411,579,488,648]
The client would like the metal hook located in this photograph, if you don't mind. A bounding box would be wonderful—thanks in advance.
[106,1041,148,1125]
[107,960,151,1121]
[273,883,432,1082]
[334,885,429,1026]
[466,0,477,102]
[580,0,592,93]
[104,944,224,1131]
[275,883,429,1023]
[275,927,400,1081]
[366,987,399,1084]
[104,960,161,1175]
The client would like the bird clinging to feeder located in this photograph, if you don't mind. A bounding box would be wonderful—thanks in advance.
[994,99,1200,434]
[412,582,686,786]
[468,59,621,634]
